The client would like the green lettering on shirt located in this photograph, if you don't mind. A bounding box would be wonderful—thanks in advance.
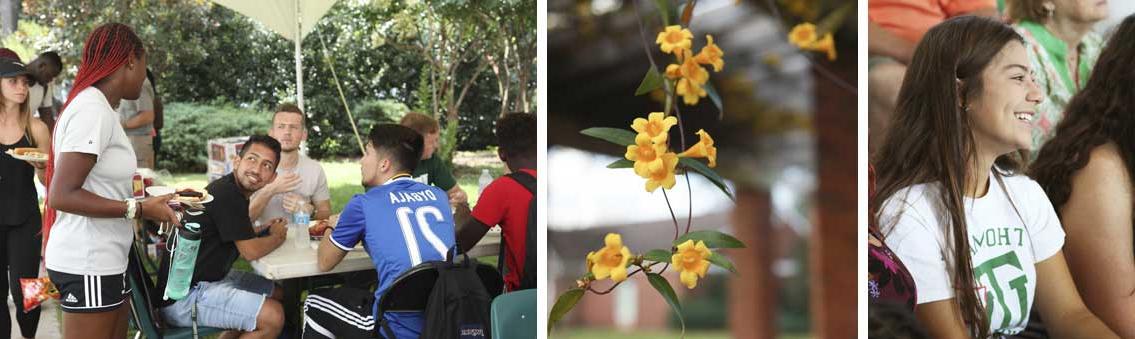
[973,250,1030,332]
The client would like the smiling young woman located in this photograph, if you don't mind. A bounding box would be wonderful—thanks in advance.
[870,15,1118,339]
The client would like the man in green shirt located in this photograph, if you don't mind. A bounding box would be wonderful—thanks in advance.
[400,112,468,206]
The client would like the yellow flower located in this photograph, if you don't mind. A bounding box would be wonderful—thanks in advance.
[586,233,633,282]
[678,129,717,168]
[678,50,709,85]
[809,33,837,61]
[676,77,707,105]
[671,240,712,289]
[626,133,669,177]
[694,35,724,72]
[655,25,693,55]
[788,22,818,47]
[644,151,679,192]
[665,63,682,79]
[631,112,677,144]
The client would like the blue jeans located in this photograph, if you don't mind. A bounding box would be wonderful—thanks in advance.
[160,271,275,331]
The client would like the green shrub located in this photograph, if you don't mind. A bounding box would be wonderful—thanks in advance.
[159,102,271,172]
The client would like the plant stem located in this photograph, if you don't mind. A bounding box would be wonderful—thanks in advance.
[685,172,693,234]
[632,0,661,77]
[586,262,666,295]
[662,188,681,240]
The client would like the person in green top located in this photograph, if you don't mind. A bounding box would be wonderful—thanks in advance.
[1005,0,1108,151]
[400,112,468,206]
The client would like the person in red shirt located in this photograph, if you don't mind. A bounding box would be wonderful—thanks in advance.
[456,113,536,291]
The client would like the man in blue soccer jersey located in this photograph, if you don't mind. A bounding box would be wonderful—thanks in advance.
[301,124,455,339]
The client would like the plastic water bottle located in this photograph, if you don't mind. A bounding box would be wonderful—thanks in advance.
[293,206,312,249]
[292,208,310,227]
[478,169,493,194]
[164,222,202,300]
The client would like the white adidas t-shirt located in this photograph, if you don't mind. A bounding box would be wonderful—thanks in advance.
[45,87,138,276]
[880,171,1065,336]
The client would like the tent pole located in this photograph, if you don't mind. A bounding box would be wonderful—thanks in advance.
[295,0,304,110]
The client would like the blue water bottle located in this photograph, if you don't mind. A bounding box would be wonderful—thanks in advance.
[164,222,202,300]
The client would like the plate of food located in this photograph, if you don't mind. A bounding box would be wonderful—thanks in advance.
[173,188,212,204]
[5,147,47,162]
[145,186,212,208]
[308,219,331,240]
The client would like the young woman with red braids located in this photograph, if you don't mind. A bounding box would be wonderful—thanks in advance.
[43,23,179,339]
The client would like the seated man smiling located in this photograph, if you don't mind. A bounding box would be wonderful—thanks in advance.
[302,124,455,339]
[154,135,289,339]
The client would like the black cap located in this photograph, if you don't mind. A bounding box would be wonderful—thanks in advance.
[0,58,27,78]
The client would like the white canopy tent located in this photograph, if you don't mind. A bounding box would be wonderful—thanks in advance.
[211,0,365,150]
[211,0,338,111]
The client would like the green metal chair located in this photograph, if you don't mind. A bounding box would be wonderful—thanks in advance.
[490,289,536,339]
[127,239,224,339]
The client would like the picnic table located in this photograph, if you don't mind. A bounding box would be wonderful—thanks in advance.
[252,229,502,338]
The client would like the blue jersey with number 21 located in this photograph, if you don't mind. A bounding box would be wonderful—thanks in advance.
[330,177,455,338]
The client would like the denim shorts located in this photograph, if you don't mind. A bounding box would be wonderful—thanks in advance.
[160,271,276,331]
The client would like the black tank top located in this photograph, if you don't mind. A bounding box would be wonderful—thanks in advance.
[0,133,40,225]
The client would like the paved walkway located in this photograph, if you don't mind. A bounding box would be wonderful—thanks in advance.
[5,296,61,339]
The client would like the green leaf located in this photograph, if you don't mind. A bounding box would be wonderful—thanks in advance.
[817,2,855,36]
[635,66,665,96]
[607,159,634,169]
[679,157,734,200]
[581,127,637,146]
[647,273,685,336]
[705,82,723,117]
[708,252,737,273]
[653,0,672,27]
[675,230,745,249]
[548,288,585,333]
[643,249,673,263]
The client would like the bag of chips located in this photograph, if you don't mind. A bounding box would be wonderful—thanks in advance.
[20,277,60,313]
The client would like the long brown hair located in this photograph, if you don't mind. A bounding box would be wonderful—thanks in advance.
[1030,14,1135,211]
[870,16,1024,338]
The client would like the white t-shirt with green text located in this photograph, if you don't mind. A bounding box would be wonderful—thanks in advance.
[880,171,1065,336]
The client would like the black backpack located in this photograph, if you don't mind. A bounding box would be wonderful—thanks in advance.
[418,254,493,339]
[498,171,537,291]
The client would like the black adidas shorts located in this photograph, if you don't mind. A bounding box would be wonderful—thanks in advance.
[47,269,131,313]
[303,287,379,338]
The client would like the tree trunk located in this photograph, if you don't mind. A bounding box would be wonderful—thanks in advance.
[515,51,532,113]
[0,0,18,37]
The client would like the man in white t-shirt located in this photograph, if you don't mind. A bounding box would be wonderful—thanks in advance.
[117,77,155,169]
[880,172,1065,336]
[249,103,332,225]
[25,52,61,129]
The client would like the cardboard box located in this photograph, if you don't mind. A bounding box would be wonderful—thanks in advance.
[206,136,249,182]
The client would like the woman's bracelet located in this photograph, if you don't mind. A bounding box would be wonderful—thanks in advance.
[125,198,138,220]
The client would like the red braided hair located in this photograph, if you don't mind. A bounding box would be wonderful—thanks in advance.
[0,48,19,61]
[42,23,145,254]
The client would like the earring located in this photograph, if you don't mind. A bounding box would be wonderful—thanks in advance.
[1043,3,1055,17]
